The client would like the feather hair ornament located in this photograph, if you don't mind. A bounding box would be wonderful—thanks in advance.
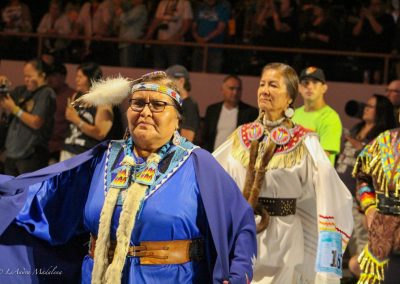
[72,75,132,107]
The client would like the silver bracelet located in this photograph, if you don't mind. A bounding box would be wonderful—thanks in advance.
[16,109,23,118]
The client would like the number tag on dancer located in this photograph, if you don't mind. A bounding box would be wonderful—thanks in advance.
[315,231,342,277]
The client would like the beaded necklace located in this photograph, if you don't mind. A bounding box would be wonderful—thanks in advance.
[124,136,171,186]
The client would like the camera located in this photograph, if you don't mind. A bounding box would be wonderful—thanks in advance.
[0,78,10,98]
[158,22,169,30]
[345,100,365,119]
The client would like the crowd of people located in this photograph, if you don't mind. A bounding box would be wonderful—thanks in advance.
[2,0,400,82]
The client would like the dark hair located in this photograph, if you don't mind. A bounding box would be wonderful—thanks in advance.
[48,61,67,76]
[353,94,396,141]
[223,74,242,88]
[262,63,299,106]
[25,58,52,78]
[77,62,103,88]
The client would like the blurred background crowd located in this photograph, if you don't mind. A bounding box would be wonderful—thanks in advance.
[2,0,400,83]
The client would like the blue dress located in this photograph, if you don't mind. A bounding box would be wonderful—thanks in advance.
[0,139,256,284]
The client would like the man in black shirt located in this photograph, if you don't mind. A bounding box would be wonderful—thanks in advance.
[166,65,200,142]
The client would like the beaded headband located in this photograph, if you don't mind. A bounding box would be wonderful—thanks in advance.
[131,83,182,107]
[71,71,183,108]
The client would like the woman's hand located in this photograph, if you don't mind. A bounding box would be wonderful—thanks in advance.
[65,98,80,124]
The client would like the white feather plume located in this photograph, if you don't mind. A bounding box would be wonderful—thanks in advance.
[72,75,132,107]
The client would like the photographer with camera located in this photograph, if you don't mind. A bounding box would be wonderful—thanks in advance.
[0,58,56,175]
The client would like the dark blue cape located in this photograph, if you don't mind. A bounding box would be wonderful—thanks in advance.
[0,142,256,283]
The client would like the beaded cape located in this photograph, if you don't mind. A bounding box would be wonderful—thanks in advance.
[230,122,315,170]
[353,128,400,197]
[104,137,197,205]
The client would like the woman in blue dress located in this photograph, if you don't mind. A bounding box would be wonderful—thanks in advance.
[0,71,256,284]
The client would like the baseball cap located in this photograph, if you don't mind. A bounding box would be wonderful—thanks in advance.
[165,65,190,81]
[299,66,326,83]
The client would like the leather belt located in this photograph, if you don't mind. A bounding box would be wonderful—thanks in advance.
[377,194,400,215]
[89,235,204,265]
[258,197,296,216]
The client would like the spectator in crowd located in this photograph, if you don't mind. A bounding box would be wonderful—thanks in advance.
[115,0,148,67]
[0,0,33,60]
[46,62,75,164]
[65,1,80,26]
[73,0,117,64]
[336,94,396,278]
[298,2,340,69]
[253,0,275,41]
[166,64,200,142]
[37,0,72,60]
[202,74,258,152]
[385,79,400,121]
[269,0,298,48]
[352,0,395,53]
[60,62,115,161]
[230,0,257,44]
[191,0,230,73]
[0,58,56,175]
[299,2,340,50]
[293,66,342,165]
[144,0,193,69]
[352,0,395,83]
[1,0,32,33]
[254,0,298,48]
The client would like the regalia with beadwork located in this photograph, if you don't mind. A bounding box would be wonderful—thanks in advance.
[230,122,315,170]
[104,137,197,206]
[353,128,400,197]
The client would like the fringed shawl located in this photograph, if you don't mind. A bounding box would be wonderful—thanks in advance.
[231,123,314,171]
[353,128,400,197]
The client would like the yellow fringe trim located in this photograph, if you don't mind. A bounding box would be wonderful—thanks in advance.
[230,133,306,170]
[352,135,400,197]
[357,245,389,284]
[230,131,251,168]
[265,144,305,170]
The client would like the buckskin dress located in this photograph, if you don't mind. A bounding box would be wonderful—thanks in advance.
[213,122,353,284]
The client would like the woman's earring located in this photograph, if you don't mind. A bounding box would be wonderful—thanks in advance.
[284,107,294,118]
[172,130,181,146]
[123,127,130,140]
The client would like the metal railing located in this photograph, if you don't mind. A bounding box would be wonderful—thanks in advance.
[1,31,399,83]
